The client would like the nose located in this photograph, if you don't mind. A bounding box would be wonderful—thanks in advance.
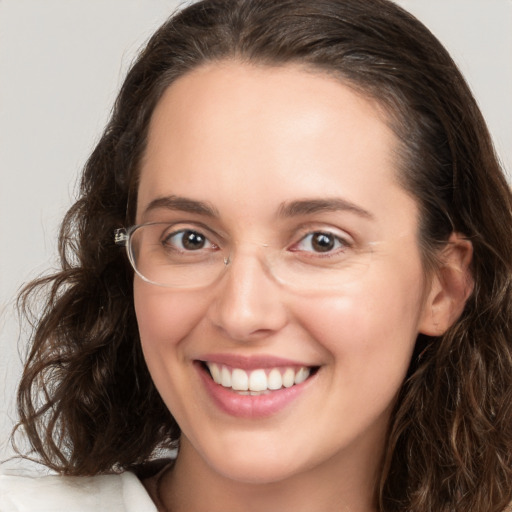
[207,251,289,342]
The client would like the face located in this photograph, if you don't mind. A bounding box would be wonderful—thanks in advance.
[134,62,434,486]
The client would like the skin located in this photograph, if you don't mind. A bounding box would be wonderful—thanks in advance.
[134,62,465,512]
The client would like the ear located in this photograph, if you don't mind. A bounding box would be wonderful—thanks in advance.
[419,233,474,336]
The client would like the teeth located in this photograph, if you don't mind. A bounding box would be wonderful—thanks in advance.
[249,369,267,392]
[209,362,222,383]
[231,368,249,391]
[267,368,282,390]
[294,367,309,385]
[205,363,311,393]
[282,368,295,388]
[221,366,231,387]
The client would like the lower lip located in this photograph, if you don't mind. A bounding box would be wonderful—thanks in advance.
[196,363,314,419]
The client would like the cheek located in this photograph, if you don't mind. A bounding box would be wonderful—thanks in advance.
[133,281,213,418]
[133,281,207,360]
[292,267,427,382]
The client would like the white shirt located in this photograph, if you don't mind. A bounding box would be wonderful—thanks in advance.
[0,471,157,512]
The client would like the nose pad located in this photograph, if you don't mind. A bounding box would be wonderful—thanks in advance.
[207,250,288,342]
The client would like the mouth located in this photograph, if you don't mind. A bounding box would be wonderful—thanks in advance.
[200,361,319,395]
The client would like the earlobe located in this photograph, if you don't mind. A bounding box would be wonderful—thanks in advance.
[419,233,474,336]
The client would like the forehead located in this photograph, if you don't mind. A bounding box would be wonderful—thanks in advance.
[143,61,394,172]
[137,61,416,234]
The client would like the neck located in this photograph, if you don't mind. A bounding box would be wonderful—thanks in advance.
[158,436,382,512]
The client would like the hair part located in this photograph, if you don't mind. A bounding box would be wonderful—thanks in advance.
[14,1,512,510]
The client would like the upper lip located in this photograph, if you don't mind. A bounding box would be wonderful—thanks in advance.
[198,353,316,370]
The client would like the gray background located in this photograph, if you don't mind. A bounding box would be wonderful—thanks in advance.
[1,0,511,470]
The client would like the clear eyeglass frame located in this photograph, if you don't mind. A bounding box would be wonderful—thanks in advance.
[114,222,375,292]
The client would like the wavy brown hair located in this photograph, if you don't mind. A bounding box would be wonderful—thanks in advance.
[13,0,512,510]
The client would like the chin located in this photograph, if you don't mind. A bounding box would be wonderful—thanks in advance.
[188,433,312,485]
[211,457,302,485]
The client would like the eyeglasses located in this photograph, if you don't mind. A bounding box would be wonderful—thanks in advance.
[114,222,376,291]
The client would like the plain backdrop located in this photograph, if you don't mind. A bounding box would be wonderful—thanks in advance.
[1,0,511,470]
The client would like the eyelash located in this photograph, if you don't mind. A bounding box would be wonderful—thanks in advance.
[289,231,352,256]
[160,225,352,257]
[162,228,218,252]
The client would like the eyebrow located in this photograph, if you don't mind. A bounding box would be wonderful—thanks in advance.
[142,195,373,221]
[142,195,219,218]
[277,198,374,219]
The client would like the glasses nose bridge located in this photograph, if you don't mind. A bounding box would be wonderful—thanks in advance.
[222,240,274,279]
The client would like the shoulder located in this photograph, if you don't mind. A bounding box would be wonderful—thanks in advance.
[0,470,157,512]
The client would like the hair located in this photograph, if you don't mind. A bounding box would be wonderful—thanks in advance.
[13,0,512,510]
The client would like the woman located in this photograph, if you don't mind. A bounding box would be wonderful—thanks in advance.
[1,0,511,511]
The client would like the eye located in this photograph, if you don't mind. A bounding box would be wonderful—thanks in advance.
[291,231,350,254]
[163,229,216,251]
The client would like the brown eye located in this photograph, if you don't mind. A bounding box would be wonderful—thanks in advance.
[311,233,335,252]
[181,230,206,250]
[291,231,350,255]
[163,229,212,251]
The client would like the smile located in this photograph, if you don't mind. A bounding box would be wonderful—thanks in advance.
[205,362,312,394]
[196,358,319,418]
